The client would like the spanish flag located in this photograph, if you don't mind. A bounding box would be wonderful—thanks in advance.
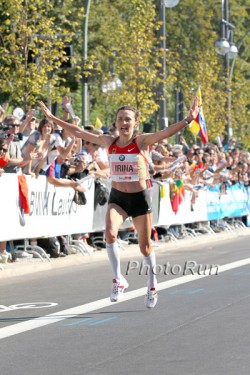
[189,87,208,144]
[170,179,185,214]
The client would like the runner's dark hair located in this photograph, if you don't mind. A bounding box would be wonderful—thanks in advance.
[115,105,140,121]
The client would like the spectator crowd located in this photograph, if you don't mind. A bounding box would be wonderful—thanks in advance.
[0,98,250,263]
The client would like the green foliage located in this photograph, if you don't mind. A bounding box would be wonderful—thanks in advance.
[0,0,249,148]
[86,0,160,126]
[164,0,249,147]
[0,0,84,109]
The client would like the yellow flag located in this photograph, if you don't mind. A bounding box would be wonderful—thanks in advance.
[95,117,103,129]
[189,86,208,143]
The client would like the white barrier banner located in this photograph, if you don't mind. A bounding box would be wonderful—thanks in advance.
[2,173,247,243]
[157,183,207,226]
[0,174,94,241]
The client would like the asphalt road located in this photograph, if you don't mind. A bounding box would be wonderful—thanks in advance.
[1,229,250,375]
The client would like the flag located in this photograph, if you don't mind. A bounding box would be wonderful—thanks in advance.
[0,157,8,168]
[189,87,208,143]
[95,117,103,129]
[18,174,30,214]
[170,179,185,214]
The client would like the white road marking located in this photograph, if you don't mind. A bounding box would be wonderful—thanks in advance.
[1,258,250,340]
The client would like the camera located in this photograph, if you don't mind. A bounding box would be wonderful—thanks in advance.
[153,172,162,179]
[74,156,80,162]
[0,123,23,141]
[15,133,23,141]
[0,130,8,140]
[54,129,63,135]
[0,123,12,132]
[0,123,10,140]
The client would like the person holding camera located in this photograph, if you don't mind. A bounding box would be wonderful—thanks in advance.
[1,115,25,173]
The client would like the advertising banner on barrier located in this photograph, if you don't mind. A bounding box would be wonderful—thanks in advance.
[1,173,250,242]
[205,185,220,220]
[0,174,95,241]
[228,184,249,217]
[157,182,207,226]
[206,183,249,221]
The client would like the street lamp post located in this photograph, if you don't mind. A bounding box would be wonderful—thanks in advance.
[82,0,91,128]
[101,54,122,94]
[102,74,122,94]
[158,0,180,130]
[158,1,167,130]
[214,0,238,142]
[229,28,250,81]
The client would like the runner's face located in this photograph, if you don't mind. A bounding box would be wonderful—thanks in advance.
[115,110,138,135]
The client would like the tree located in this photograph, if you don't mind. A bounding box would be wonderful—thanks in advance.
[0,0,249,148]
[84,0,162,127]
[0,0,84,109]
[164,0,249,146]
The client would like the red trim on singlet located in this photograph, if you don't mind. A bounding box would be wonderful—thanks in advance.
[108,135,151,185]
[108,135,146,159]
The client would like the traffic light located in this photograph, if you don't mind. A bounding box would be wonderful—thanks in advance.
[27,50,38,64]
[61,45,73,68]
[175,90,183,123]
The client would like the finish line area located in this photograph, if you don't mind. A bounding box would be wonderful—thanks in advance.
[1,242,250,375]
[1,257,250,340]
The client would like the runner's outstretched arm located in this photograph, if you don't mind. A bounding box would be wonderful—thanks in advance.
[39,101,108,147]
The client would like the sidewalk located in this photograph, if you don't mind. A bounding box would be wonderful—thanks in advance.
[1,228,250,279]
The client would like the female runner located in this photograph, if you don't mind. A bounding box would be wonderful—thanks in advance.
[39,98,198,308]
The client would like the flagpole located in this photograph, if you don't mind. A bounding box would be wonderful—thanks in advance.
[82,0,91,128]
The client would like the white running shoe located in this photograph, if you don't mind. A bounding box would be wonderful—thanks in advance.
[145,287,158,309]
[110,277,129,302]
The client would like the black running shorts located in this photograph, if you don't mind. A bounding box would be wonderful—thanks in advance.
[108,187,152,218]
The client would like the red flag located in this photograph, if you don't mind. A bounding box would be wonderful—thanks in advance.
[0,157,8,168]
[18,174,30,214]
[170,179,185,214]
